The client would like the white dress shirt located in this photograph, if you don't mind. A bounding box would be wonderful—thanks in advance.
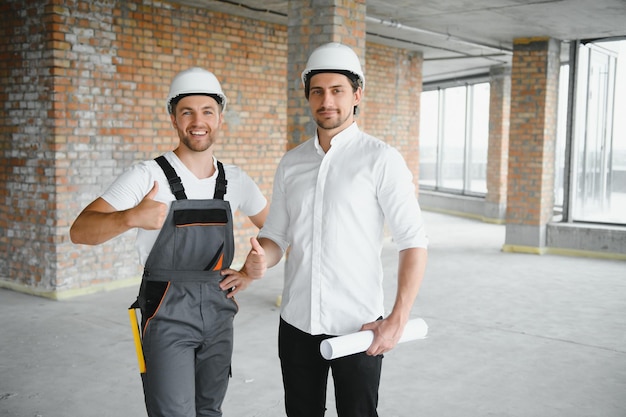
[259,123,428,336]
[101,151,267,266]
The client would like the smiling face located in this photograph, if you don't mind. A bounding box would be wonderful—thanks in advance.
[170,95,224,153]
[307,72,362,139]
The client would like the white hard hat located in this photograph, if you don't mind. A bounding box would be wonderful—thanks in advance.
[301,42,365,90]
[166,67,228,114]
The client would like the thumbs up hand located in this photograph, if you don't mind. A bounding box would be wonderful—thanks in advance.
[243,237,267,279]
[131,181,168,230]
[219,237,267,298]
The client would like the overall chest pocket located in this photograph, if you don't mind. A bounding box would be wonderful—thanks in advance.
[173,208,229,271]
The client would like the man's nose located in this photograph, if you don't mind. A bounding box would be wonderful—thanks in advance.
[321,91,333,106]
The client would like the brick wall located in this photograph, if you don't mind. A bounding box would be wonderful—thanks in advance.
[1,0,423,296]
[363,43,422,185]
[506,37,560,247]
[1,0,287,294]
[0,1,58,290]
[286,0,367,148]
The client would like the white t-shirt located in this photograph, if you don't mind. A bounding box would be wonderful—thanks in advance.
[101,151,267,266]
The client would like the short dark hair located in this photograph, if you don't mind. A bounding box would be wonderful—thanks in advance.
[168,93,224,114]
[303,70,361,100]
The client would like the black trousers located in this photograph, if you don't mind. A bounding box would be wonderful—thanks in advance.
[278,318,382,417]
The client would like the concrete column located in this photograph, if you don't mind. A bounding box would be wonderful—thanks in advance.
[504,37,560,253]
[286,0,367,149]
[484,65,511,222]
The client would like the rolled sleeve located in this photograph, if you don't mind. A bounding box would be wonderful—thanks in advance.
[377,147,429,250]
[258,161,291,252]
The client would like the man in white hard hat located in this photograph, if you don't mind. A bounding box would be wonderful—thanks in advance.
[239,43,429,416]
[70,67,268,417]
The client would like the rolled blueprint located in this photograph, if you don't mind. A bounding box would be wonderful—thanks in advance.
[320,318,428,360]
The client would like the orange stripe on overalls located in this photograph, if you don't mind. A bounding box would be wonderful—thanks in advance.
[213,253,224,271]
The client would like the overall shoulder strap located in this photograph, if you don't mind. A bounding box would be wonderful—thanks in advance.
[214,160,228,200]
[154,155,187,200]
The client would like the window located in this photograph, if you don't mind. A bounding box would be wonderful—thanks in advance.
[419,90,439,188]
[558,39,626,225]
[419,82,490,195]
[440,86,467,190]
[554,64,569,211]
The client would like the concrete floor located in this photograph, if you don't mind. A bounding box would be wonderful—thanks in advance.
[1,212,625,417]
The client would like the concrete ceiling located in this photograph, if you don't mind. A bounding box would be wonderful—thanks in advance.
[173,0,626,83]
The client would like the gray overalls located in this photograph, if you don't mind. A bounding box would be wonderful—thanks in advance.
[131,156,238,417]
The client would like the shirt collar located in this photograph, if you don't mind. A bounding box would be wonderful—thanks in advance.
[313,122,359,155]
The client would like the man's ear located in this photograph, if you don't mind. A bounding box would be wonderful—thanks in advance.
[354,86,362,106]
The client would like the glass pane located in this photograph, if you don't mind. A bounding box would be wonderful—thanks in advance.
[554,64,569,210]
[440,86,467,190]
[419,90,439,187]
[609,41,626,224]
[575,48,610,219]
[467,83,489,194]
[572,40,626,224]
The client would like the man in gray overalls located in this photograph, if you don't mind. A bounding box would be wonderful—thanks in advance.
[70,67,269,417]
